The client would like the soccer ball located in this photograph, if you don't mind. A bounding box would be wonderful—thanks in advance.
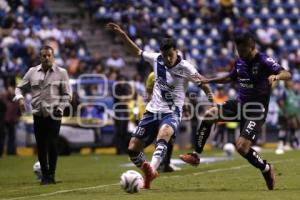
[120,170,144,193]
[223,143,235,157]
[275,148,284,155]
[33,161,42,178]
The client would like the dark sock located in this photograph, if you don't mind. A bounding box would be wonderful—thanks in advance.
[163,141,173,167]
[278,137,286,145]
[128,149,145,168]
[243,148,267,171]
[195,121,212,154]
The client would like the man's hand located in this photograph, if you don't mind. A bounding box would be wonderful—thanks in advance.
[53,107,63,118]
[105,22,141,57]
[268,75,279,85]
[18,99,26,113]
[105,22,125,36]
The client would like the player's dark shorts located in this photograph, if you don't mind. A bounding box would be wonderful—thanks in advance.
[217,100,266,142]
[132,111,180,147]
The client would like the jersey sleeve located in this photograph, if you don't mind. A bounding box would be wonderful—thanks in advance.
[141,51,159,66]
[228,65,238,81]
[264,56,285,75]
[182,61,202,83]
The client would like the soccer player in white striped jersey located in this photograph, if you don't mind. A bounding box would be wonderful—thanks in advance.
[106,22,213,189]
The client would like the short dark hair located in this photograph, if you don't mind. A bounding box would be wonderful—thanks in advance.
[159,38,177,51]
[234,32,256,48]
[40,45,54,54]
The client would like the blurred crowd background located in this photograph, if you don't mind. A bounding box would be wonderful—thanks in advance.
[0,0,299,157]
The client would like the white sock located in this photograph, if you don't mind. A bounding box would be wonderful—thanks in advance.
[150,141,168,171]
[150,157,162,171]
[262,164,270,173]
[193,151,200,157]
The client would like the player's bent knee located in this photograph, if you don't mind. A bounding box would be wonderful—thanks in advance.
[207,106,218,115]
[236,137,252,156]
[128,137,143,152]
[157,125,174,141]
[203,106,218,123]
[235,142,249,156]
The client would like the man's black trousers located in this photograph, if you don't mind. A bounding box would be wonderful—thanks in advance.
[33,115,61,178]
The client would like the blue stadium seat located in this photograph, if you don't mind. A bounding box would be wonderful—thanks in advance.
[180,28,190,40]
[258,7,270,20]
[244,7,255,20]
[190,38,199,48]
[250,18,262,30]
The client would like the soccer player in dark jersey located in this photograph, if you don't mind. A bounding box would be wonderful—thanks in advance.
[180,32,291,190]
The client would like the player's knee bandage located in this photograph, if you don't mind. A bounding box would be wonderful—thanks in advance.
[153,139,168,159]
[128,150,145,168]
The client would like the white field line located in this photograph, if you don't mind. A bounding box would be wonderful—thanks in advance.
[1,183,120,200]
[2,158,295,200]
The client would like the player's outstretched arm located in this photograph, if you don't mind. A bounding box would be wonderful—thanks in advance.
[268,70,291,85]
[190,73,214,103]
[207,73,232,84]
[106,22,142,57]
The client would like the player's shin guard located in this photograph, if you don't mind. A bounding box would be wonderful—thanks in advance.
[194,121,213,154]
[128,150,145,168]
[243,148,267,171]
[150,139,168,171]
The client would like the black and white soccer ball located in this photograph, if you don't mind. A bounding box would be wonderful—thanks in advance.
[223,143,235,157]
[120,170,144,193]
[33,161,42,179]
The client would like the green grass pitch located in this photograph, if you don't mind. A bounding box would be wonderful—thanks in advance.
[1,150,300,200]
